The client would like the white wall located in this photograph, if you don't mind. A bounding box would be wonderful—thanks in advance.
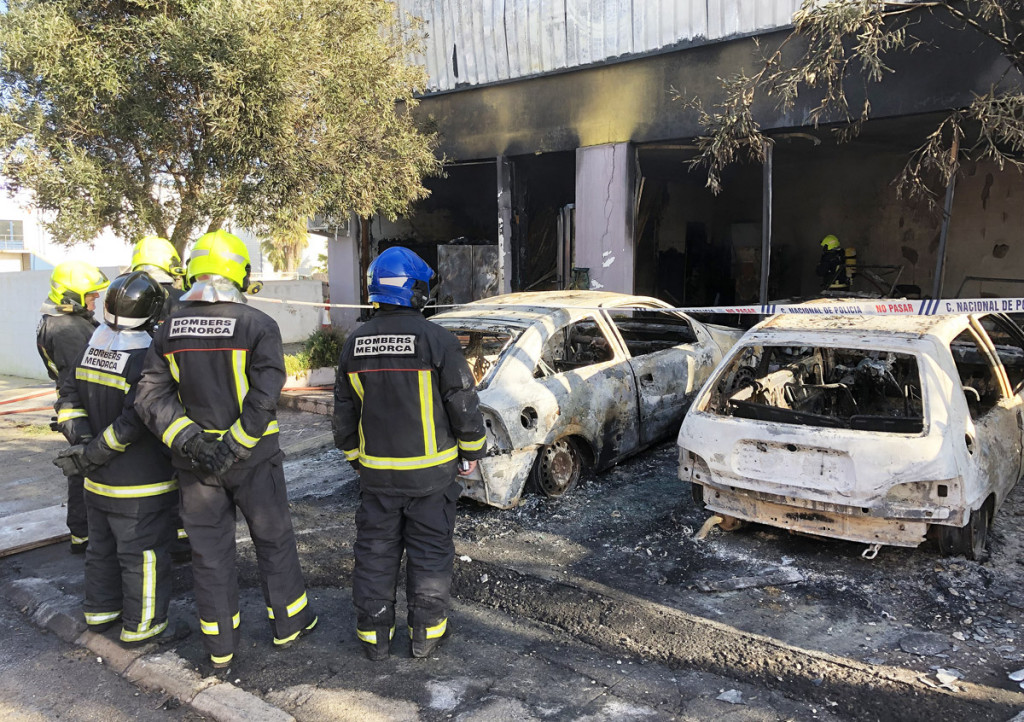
[575,143,635,293]
[1,274,326,381]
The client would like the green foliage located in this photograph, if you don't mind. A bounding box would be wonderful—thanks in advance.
[303,327,346,369]
[284,350,310,377]
[0,0,442,251]
[260,214,309,274]
[680,0,1024,203]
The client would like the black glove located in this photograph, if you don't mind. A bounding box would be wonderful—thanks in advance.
[182,434,222,473]
[49,416,60,433]
[206,441,241,477]
[53,444,97,477]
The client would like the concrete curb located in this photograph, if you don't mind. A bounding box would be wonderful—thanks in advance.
[1,577,295,722]
[278,391,331,416]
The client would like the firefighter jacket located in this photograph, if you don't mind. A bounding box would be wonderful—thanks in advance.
[135,293,285,470]
[333,305,487,497]
[55,325,176,513]
[36,301,98,385]
[159,284,184,322]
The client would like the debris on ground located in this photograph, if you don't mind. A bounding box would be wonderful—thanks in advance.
[696,568,804,592]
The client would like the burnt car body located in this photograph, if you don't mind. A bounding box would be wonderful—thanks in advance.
[678,312,1024,559]
[431,291,744,508]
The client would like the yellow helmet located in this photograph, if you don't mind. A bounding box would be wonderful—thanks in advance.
[820,234,840,251]
[48,261,110,307]
[131,235,183,278]
[186,230,251,289]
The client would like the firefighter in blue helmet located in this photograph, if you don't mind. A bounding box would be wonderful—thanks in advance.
[53,271,187,645]
[135,230,316,670]
[333,246,487,660]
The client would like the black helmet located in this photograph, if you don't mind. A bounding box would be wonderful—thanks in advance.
[103,271,167,331]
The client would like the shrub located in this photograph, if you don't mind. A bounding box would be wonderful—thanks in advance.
[303,327,346,369]
[284,350,310,377]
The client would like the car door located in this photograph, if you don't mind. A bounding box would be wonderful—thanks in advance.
[603,304,708,445]
[532,314,640,468]
[948,323,1022,511]
[975,315,1024,483]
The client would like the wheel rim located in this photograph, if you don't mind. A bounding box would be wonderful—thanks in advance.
[536,439,580,497]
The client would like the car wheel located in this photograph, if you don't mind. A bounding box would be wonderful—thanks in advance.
[937,504,991,561]
[529,438,582,497]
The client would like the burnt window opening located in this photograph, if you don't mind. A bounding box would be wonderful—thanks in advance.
[950,329,1003,418]
[605,309,697,356]
[535,319,614,377]
[437,326,518,387]
[707,345,924,433]
[978,315,1024,392]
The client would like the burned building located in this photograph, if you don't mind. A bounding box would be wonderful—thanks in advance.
[327,1,1024,328]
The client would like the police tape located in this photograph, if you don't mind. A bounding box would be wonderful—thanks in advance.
[249,295,1022,317]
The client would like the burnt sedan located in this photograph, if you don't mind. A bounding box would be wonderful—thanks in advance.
[679,312,1024,559]
[431,291,744,508]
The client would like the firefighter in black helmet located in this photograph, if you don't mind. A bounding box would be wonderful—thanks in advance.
[135,230,316,670]
[53,271,188,645]
[38,260,110,553]
[333,246,487,660]
[129,234,191,561]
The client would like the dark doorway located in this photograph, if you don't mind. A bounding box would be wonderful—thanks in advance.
[511,151,575,292]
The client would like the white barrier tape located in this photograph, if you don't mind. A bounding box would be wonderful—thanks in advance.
[249,295,1021,317]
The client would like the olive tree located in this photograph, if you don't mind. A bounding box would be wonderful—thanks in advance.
[681,0,1024,201]
[0,0,441,252]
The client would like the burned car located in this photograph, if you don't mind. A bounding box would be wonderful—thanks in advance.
[431,291,744,508]
[678,312,1024,559]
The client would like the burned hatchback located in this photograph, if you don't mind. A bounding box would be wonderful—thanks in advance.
[431,291,744,508]
[678,313,1024,559]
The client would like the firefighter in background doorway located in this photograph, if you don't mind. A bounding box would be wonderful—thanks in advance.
[333,247,487,660]
[37,261,110,553]
[817,234,853,291]
[135,230,317,670]
[129,234,191,562]
[53,271,187,645]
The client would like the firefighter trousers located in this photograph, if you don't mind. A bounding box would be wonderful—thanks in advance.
[352,481,461,633]
[67,473,88,546]
[83,496,174,642]
[178,452,314,661]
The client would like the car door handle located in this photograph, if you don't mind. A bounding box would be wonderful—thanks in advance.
[640,373,654,386]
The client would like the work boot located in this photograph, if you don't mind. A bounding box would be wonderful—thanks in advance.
[274,616,319,650]
[410,619,450,659]
[358,626,393,661]
[120,619,191,647]
[208,652,233,671]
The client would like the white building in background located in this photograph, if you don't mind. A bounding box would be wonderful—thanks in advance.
[0,182,328,279]
[0,186,129,272]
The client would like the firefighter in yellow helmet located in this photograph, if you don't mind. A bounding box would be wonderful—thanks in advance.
[37,260,110,553]
[816,234,848,291]
[129,235,191,560]
[131,235,185,320]
[135,230,316,670]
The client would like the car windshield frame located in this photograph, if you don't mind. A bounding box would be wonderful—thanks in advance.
[430,318,525,389]
[699,338,930,435]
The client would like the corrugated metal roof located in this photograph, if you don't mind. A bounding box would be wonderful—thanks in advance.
[395,0,804,93]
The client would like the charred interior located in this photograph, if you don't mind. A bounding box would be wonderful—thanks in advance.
[709,345,924,433]
[436,324,519,387]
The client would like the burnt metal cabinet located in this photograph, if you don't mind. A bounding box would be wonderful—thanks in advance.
[437,244,500,304]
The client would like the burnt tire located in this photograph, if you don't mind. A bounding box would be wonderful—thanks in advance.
[529,438,583,498]
[937,503,991,561]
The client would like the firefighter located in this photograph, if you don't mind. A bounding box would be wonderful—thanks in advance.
[53,271,187,645]
[37,260,110,553]
[130,235,186,320]
[129,234,190,561]
[816,234,848,291]
[135,230,316,670]
[333,247,487,660]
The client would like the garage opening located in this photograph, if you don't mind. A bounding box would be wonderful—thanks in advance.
[511,151,575,292]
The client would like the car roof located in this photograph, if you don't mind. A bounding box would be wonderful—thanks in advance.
[754,311,975,343]
[432,291,668,325]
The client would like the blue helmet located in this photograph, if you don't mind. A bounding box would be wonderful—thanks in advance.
[367,247,435,308]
